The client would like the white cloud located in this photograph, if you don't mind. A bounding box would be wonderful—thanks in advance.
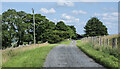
[40,8,56,14]
[72,10,87,14]
[61,13,74,20]
[94,12,118,21]
[51,18,58,23]
[103,17,117,21]
[75,18,80,23]
[102,8,117,12]
[57,0,74,7]
[111,12,118,16]
[61,13,80,23]
[53,18,57,21]
[94,12,118,34]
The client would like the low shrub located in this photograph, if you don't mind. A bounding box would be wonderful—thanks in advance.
[11,43,17,47]
[38,41,43,44]
[23,42,28,45]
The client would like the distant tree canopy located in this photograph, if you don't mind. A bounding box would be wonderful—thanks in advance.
[55,21,68,31]
[2,9,78,48]
[84,17,108,37]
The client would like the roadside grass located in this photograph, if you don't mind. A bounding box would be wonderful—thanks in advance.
[76,40,118,69]
[2,43,49,64]
[93,45,119,59]
[57,40,71,45]
[2,40,71,68]
[2,44,57,67]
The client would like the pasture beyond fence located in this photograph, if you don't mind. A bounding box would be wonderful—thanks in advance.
[81,35,118,48]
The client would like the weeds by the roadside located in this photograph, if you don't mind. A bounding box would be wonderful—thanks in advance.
[76,40,118,69]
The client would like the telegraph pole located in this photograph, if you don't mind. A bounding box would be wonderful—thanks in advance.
[32,8,36,45]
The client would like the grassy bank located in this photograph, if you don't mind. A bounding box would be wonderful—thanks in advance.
[2,44,56,67]
[2,40,71,68]
[2,43,49,64]
[76,40,118,69]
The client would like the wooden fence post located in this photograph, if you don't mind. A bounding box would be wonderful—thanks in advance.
[92,37,93,44]
[93,37,95,45]
[112,38,117,48]
[103,38,105,46]
[100,37,102,46]
[115,38,117,48]
[98,36,100,45]
[106,39,109,46]
[95,36,97,45]
[91,37,92,43]
[93,37,94,44]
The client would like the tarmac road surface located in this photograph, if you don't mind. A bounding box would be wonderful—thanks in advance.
[43,40,105,68]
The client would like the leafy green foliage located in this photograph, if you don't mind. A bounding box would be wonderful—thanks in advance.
[23,33,33,44]
[56,21,68,31]
[2,9,17,47]
[94,45,119,59]
[84,17,108,37]
[67,26,77,39]
[2,9,78,48]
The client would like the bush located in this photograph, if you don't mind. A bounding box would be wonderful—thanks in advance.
[23,42,28,45]
[11,43,17,47]
[109,48,119,58]
[38,41,43,44]
[47,35,63,43]
[40,30,69,43]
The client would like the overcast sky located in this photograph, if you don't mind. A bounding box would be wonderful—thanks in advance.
[1,1,119,35]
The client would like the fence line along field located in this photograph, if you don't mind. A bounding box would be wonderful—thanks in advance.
[76,34,119,68]
[80,34,120,60]
[81,34,119,48]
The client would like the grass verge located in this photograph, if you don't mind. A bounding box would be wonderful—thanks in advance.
[2,44,57,67]
[57,40,71,45]
[2,43,48,64]
[76,40,118,69]
[2,40,72,68]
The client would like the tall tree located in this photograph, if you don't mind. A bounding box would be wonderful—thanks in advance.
[68,26,76,32]
[84,17,108,36]
[2,9,79,48]
[2,9,28,47]
[15,11,27,46]
[67,26,77,39]
[2,9,17,47]
[56,21,68,31]
[23,14,53,43]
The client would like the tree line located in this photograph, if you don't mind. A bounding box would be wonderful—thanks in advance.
[2,9,108,48]
[2,9,80,48]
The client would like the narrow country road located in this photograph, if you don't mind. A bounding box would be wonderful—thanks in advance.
[43,40,105,68]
